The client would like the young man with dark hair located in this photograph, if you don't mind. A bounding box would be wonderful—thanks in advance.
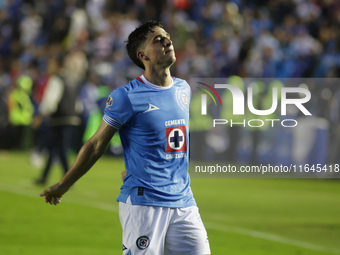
[41,20,211,255]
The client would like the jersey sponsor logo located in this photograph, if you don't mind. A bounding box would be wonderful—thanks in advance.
[136,236,150,250]
[144,103,160,113]
[106,96,113,107]
[165,119,185,126]
[166,126,187,153]
[166,152,187,159]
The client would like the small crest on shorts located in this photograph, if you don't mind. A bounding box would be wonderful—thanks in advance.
[136,236,150,250]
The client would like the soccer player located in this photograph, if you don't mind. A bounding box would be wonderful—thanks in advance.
[40,20,211,255]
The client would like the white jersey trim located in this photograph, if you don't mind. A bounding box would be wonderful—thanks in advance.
[140,75,174,90]
[103,115,122,129]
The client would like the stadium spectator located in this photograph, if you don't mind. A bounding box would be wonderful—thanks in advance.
[35,55,82,185]
[7,75,34,149]
[0,66,12,149]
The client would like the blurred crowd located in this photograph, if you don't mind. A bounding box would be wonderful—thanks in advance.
[1,0,340,169]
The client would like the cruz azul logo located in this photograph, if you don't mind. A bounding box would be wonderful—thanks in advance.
[197,81,312,128]
[136,236,150,250]
[166,126,187,153]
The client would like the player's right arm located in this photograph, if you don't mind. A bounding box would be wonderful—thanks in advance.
[40,120,117,205]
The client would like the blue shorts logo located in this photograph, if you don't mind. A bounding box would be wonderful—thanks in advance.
[136,236,150,250]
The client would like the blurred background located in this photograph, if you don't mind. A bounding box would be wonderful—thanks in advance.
[1,0,340,169]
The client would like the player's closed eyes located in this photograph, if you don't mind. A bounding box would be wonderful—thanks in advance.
[154,35,171,44]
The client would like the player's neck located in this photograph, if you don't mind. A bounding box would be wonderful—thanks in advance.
[143,67,172,87]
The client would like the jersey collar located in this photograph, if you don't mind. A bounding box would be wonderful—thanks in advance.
[139,75,174,90]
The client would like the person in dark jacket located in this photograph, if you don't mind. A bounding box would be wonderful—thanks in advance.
[35,55,82,185]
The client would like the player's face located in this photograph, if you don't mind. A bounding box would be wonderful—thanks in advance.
[139,27,176,69]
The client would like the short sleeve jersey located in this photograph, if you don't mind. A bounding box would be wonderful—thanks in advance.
[103,75,196,208]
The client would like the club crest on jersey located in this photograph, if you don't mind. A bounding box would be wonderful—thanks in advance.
[166,126,187,153]
[106,96,113,106]
[175,87,190,111]
[181,92,188,106]
[136,236,150,250]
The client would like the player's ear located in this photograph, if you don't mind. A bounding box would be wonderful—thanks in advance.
[137,50,149,61]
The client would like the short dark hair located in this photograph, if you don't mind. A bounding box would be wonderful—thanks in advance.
[126,20,164,70]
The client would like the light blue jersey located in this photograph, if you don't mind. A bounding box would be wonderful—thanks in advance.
[103,75,196,208]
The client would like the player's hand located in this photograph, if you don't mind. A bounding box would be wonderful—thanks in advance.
[40,183,69,205]
[121,170,127,182]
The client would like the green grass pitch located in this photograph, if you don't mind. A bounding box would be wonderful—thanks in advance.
[1,151,340,255]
